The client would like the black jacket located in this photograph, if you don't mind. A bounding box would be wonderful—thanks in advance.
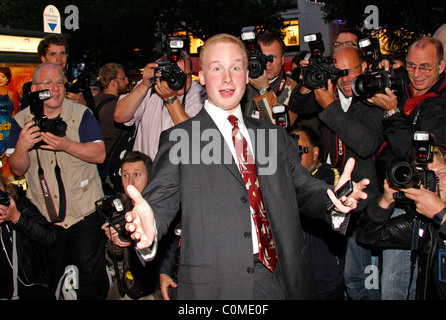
[357,197,446,299]
[1,195,57,288]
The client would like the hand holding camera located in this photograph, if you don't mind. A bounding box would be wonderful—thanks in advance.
[0,190,19,225]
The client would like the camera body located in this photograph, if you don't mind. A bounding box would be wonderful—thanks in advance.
[387,132,439,203]
[96,195,130,243]
[301,33,348,89]
[65,74,90,94]
[352,37,405,99]
[0,189,10,207]
[29,90,67,138]
[152,37,187,91]
[241,26,273,79]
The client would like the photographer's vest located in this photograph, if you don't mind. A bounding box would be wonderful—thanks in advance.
[13,99,104,228]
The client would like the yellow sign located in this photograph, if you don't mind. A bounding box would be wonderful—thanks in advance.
[0,35,42,53]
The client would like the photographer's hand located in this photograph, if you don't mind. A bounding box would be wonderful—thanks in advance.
[0,198,20,224]
[402,185,446,220]
[9,121,42,176]
[155,78,177,101]
[314,79,335,109]
[125,185,157,250]
[249,71,270,92]
[142,63,157,88]
[367,87,398,111]
[101,222,132,247]
[378,179,397,209]
[66,92,87,106]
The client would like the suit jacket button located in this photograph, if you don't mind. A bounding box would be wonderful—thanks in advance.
[247,267,255,274]
[241,196,248,203]
[244,231,252,238]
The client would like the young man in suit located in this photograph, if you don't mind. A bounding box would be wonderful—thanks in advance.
[125,33,369,300]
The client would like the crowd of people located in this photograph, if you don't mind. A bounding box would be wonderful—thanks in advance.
[1,21,446,301]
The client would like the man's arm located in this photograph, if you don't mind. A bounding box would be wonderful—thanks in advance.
[8,121,41,176]
[114,63,156,123]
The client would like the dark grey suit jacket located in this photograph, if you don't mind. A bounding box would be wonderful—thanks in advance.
[143,107,340,299]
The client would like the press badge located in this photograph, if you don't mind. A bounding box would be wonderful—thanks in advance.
[439,249,446,283]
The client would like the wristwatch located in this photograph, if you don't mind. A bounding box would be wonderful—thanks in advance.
[164,96,178,104]
[258,87,271,96]
[383,108,400,119]
[432,207,446,225]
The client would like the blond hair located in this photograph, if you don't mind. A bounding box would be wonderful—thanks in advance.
[199,33,248,71]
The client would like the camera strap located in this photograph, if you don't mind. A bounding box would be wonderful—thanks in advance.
[36,150,66,223]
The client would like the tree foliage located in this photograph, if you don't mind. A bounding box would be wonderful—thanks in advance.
[321,0,445,54]
[0,0,291,71]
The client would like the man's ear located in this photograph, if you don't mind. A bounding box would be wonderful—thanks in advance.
[199,70,205,86]
[313,146,319,162]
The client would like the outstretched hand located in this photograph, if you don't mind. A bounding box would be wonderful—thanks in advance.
[125,185,157,249]
[327,158,369,213]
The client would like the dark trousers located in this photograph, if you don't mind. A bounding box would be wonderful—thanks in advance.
[46,211,108,300]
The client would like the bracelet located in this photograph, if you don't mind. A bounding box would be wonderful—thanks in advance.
[164,96,177,105]
[383,108,400,119]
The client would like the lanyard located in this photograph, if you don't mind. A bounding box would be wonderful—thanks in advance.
[36,150,66,223]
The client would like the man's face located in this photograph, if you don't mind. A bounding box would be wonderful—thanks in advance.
[259,40,284,80]
[121,161,149,195]
[333,47,366,98]
[428,158,446,201]
[176,59,193,96]
[293,130,318,172]
[406,43,446,97]
[31,65,65,113]
[333,32,359,52]
[114,69,128,95]
[199,42,249,113]
[41,44,67,71]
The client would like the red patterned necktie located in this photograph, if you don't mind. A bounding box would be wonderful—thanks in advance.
[227,115,277,272]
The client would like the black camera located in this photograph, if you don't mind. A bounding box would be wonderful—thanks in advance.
[387,132,439,203]
[96,195,130,243]
[65,74,90,94]
[0,189,10,207]
[241,26,274,79]
[152,37,187,91]
[352,37,405,99]
[301,33,348,89]
[29,90,67,138]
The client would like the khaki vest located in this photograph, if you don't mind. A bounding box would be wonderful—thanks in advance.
[13,99,104,228]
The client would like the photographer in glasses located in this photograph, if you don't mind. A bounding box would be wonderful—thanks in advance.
[6,63,108,299]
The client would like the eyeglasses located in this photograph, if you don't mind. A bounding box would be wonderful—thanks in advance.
[289,133,309,156]
[333,41,359,49]
[36,80,65,88]
[115,77,128,81]
[405,61,440,74]
[343,62,362,75]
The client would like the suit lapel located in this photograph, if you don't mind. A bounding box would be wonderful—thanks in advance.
[196,108,245,186]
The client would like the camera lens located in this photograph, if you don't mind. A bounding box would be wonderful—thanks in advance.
[248,59,263,79]
[302,65,327,89]
[352,74,385,98]
[386,160,420,188]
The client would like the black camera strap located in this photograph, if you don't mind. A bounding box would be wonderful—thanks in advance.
[36,150,66,223]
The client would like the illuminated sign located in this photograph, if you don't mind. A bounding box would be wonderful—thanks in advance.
[0,35,42,53]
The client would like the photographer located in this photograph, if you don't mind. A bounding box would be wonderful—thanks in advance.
[357,143,446,299]
[241,32,298,127]
[368,37,446,299]
[6,63,108,300]
[0,172,57,300]
[114,49,207,161]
